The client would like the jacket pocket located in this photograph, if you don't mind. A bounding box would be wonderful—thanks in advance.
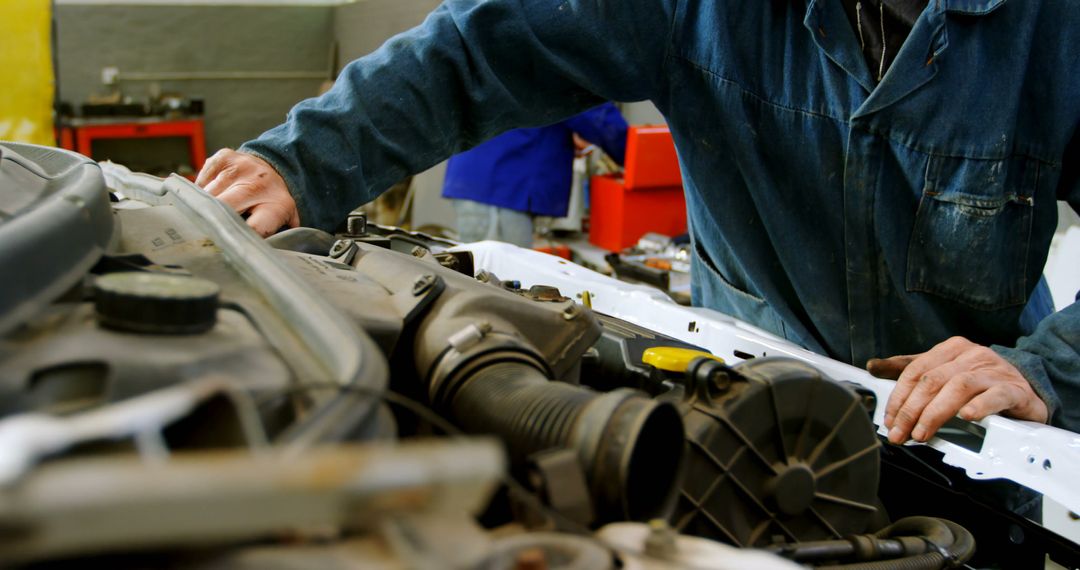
[906,154,1037,310]
[692,240,786,338]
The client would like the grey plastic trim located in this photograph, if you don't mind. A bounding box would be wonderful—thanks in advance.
[102,165,387,449]
[0,144,114,335]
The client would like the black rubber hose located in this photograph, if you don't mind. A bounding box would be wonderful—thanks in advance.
[443,361,685,522]
[769,517,975,569]
[814,517,975,570]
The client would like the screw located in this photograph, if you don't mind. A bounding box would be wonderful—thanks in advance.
[412,274,436,296]
[411,246,427,258]
[328,239,356,260]
[561,304,579,321]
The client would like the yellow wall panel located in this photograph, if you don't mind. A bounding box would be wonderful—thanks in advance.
[0,0,54,145]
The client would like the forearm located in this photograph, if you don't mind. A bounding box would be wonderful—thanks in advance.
[241,0,671,230]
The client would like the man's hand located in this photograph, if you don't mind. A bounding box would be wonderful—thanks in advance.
[196,149,300,237]
[868,336,1049,445]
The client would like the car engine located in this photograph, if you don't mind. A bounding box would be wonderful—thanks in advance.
[0,142,986,568]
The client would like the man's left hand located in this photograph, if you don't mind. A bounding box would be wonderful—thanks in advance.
[868,337,1049,445]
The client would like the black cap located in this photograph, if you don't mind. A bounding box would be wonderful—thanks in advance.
[94,272,220,335]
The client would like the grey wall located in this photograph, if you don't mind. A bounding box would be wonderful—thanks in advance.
[334,0,440,63]
[56,5,334,152]
[622,101,666,126]
[53,1,661,230]
[335,0,454,230]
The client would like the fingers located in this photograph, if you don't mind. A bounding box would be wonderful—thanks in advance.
[196,148,233,188]
[1006,384,1050,424]
[908,372,981,441]
[202,169,239,198]
[879,336,1051,445]
[867,355,914,380]
[193,150,300,237]
[246,202,294,237]
[883,337,972,430]
[895,337,971,386]
[216,183,262,213]
[888,360,968,443]
[883,367,919,431]
[960,384,1026,421]
[912,378,1033,442]
[244,201,298,237]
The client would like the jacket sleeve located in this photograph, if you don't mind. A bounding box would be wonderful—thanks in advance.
[240,0,673,230]
[991,147,1080,433]
[563,102,630,165]
[992,301,1080,432]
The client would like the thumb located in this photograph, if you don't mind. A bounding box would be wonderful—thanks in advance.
[867,355,917,380]
[246,202,294,237]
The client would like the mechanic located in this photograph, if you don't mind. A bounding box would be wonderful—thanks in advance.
[444,102,627,247]
[196,0,1080,446]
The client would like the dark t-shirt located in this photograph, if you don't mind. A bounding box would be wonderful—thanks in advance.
[840,0,929,81]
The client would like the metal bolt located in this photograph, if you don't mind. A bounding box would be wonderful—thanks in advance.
[328,239,357,264]
[345,213,367,236]
[412,274,436,296]
[561,303,579,321]
[643,519,678,559]
[411,246,427,258]
[447,321,492,352]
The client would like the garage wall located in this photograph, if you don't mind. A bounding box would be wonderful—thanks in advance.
[334,0,453,230]
[334,0,440,62]
[55,4,334,152]
[52,1,668,230]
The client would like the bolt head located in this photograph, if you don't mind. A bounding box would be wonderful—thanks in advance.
[329,239,354,258]
[345,214,367,236]
[412,274,436,295]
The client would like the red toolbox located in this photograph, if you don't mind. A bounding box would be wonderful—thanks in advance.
[58,118,206,181]
[589,126,686,251]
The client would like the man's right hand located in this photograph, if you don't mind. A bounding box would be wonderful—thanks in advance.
[196,149,300,237]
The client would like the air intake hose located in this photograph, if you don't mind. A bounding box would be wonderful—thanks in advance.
[438,361,684,523]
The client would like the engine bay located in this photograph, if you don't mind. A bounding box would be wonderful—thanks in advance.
[1,143,1077,568]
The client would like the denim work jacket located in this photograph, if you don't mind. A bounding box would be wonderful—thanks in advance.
[242,0,1080,432]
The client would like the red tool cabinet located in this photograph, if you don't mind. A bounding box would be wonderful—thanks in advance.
[589,126,687,251]
[58,118,206,180]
